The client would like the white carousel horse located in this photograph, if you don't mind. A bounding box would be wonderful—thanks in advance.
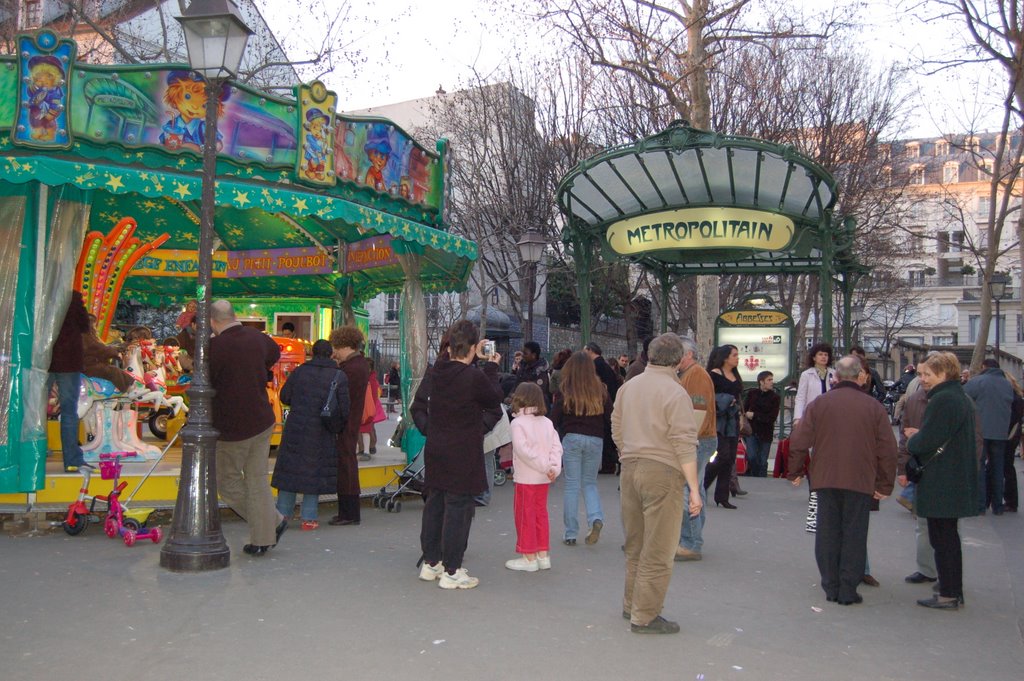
[123,340,188,416]
[74,340,188,461]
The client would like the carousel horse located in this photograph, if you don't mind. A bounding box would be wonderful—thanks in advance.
[75,341,187,461]
[123,340,188,416]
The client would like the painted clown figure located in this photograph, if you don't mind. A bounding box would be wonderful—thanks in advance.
[159,71,226,152]
[303,108,329,180]
[27,55,66,141]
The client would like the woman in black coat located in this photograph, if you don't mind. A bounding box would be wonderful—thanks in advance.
[272,340,349,531]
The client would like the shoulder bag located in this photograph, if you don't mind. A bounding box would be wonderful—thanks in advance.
[321,370,347,434]
[905,439,948,484]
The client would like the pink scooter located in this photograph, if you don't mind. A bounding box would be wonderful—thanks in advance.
[98,454,162,546]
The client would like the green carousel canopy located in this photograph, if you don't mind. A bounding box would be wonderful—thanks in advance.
[0,31,477,306]
[556,121,858,276]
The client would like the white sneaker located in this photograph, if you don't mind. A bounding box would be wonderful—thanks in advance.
[505,557,540,572]
[537,556,551,570]
[438,567,480,589]
[418,561,445,581]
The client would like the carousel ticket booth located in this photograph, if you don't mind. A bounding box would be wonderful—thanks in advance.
[0,31,477,510]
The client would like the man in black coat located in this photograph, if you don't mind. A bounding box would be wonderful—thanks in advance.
[514,341,551,405]
[272,340,349,530]
[412,320,503,590]
[585,341,621,474]
[209,300,286,556]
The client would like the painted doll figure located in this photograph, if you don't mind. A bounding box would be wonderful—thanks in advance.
[27,55,66,141]
[303,108,329,180]
[364,127,391,191]
[159,71,226,152]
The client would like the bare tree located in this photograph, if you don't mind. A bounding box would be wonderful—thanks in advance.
[911,0,1024,370]
[0,1,369,91]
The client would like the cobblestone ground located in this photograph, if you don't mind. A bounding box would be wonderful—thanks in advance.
[2,474,1022,681]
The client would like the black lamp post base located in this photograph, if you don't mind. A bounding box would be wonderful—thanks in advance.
[160,542,230,572]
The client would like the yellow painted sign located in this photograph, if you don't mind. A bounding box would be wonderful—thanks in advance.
[131,249,228,277]
[606,208,794,255]
[719,310,791,326]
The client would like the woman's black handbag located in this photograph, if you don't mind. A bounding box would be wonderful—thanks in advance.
[321,370,347,434]
[905,454,926,483]
[905,442,947,484]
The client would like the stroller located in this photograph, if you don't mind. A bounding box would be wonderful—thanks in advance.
[371,443,425,513]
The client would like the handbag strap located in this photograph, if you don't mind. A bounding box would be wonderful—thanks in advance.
[323,370,343,410]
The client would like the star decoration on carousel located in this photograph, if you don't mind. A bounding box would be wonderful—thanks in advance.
[105,174,125,192]
[233,190,250,208]
[173,182,192,199]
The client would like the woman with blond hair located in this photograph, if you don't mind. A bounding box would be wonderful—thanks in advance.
[550,351,612,545]
[906,352,978,609]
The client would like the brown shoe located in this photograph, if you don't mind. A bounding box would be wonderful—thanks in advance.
[674,546,703,562]
[328,516,360,526]
[861,574,880,587]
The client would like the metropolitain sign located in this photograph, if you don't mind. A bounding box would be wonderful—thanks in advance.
[606,208,795,255]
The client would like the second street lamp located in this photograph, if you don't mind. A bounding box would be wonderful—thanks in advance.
[991,272,1009,355]
[160,0,253,573]
[516,229,546,344]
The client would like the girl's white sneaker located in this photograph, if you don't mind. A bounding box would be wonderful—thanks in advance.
[537,556,551,570]
[505,557,539,572]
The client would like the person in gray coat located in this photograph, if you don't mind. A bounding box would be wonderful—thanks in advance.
[963,358,1014,514]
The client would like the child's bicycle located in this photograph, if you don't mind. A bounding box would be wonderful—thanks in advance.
[60,453,163,546]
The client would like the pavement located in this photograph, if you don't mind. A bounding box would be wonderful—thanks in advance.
[2,472,1022,681]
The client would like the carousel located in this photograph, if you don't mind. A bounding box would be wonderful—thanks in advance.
[0,30,477,510]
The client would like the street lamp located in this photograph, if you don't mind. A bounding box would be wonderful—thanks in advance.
[850,303,864,348]
[990,272,1010,355]
[161,0,252,572]
[516,229,546,343]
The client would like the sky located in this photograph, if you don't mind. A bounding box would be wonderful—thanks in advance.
[257,0,1005,140]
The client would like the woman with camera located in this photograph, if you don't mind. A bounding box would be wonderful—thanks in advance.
[905,352,978,610]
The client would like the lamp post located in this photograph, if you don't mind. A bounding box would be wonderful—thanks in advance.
[850,303,864,348]
[161,0,252,572]
[516,229,546,343]
[990,272,1009,355]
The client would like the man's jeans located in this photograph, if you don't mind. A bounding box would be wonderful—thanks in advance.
[47,372,84,468]
[680,437,716,552]
[743,436,772,477]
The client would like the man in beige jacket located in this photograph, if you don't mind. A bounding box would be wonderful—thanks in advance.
[613,333,701,634]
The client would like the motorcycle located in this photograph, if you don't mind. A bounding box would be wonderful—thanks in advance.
[882,380,900,423]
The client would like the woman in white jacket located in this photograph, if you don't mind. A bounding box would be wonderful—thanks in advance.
[794,343,836,424]
[793,342,835,534]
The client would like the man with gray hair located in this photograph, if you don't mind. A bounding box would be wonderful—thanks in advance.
[613,332,701,634]
[209,300,287,556]
[788,356,897,605]
[675,335,716,562]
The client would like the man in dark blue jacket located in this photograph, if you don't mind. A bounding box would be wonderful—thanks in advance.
[964,358,1014,514]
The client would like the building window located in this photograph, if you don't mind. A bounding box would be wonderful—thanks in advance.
[910,164,925,185]
[385,293,399,322]
[21,0,43,28]
[979,159,994,180]
[908,270,925,286]
[950,230,964,253]
[935,140,949,156]
[905,142,920,158]
[491,287,499,305]
[943,162,959,184]
[969,315,1005,343]
[932,335,955,346]
[881,166,892,186]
